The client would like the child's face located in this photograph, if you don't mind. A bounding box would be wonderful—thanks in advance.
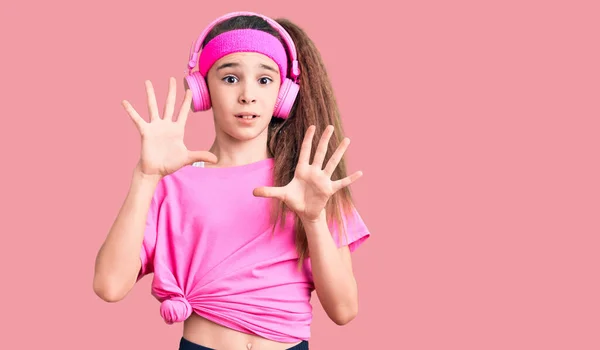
[206,52,282,142]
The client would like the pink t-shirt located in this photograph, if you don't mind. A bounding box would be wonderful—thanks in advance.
[137,157,370,342]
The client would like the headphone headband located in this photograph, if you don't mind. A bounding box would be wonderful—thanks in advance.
[187,11,300,81]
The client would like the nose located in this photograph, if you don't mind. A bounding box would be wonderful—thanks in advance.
[239,83,257,104]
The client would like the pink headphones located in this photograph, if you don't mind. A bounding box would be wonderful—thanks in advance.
[184,11,301,119]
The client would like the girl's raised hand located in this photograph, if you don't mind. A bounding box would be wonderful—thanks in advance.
[122,77,217,178]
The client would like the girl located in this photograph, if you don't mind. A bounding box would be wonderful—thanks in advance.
[93,11,371,350]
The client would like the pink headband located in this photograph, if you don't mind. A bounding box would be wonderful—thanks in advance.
[198,29,289,84]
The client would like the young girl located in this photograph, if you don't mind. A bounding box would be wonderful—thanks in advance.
[93,11,371,350]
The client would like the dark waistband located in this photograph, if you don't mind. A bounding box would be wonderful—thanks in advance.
[179,336,309,350]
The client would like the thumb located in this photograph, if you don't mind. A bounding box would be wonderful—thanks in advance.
[187,150,218,165]
[253,186,286,200]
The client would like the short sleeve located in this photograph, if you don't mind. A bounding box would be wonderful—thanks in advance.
[330,204,371,253]
[137,183,163,281]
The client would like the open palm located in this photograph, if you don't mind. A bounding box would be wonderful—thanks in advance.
[122,77,217,178]
[253,125,363,222]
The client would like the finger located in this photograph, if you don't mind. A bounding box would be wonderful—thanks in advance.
[324,137,350,176]
[298,125,316,165]
[187,150,218,165]
[122,100,145,129]
[163,77,176,121]
[253,186,286,200]
[312,125,334,168]
[176,89,193,125]
[145,80,160,121]
[332,170,363,192]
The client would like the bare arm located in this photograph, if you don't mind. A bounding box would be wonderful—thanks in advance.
[252,124,363,325]
[93,165,161,302]
[303,212,359,326]
[93,78,217,302]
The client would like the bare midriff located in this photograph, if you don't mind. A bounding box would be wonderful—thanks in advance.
[183,313,302,350]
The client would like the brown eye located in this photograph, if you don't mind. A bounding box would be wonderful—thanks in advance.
[223,75,238,84]
[259,77,273,85]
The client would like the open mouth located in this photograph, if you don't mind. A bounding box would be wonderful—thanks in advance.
[235,114,259,119]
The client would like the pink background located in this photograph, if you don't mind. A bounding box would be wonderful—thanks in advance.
[1,0,599,349]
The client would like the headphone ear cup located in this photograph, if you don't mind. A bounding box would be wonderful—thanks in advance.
[184,72,211,112]
[273,78,299,119]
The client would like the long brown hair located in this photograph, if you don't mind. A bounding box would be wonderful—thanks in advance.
[202,15,355,268]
